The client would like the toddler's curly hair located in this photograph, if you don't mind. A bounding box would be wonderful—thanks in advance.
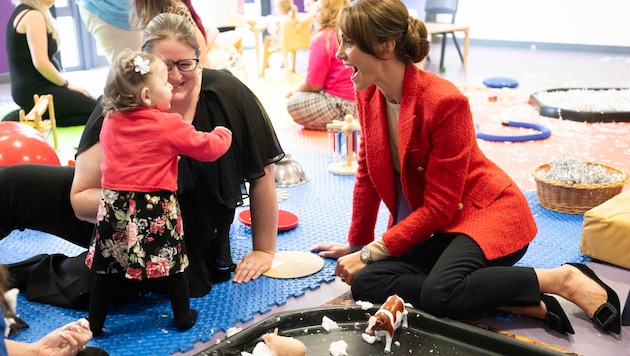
[102,50,163,115]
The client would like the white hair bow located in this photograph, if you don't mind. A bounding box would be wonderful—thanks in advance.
[133,56,151,75]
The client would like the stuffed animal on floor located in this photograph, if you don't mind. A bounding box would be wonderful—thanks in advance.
[3,288,29,337]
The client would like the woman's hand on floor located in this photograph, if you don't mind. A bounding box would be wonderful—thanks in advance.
[233,250,275,283]
[310,242,352,259]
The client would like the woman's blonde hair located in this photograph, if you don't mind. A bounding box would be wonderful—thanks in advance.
[337,0,430,65]
[130,0,168,30]
[102,50,163,115]
[141,13,200,59]
[317,0,349,31]
[275,0,297,18]
[13,0,59,45]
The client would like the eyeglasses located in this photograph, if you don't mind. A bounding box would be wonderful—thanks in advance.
[164,58,199,72]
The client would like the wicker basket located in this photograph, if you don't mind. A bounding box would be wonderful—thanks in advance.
[532,162,630,214]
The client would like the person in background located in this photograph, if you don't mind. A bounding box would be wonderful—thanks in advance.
[131,0,209,68]
[263,0,297,53]
[312,0,621,336]
[6,0,96,127]
[75,0,143,64]
[301,0,319,34]
[1,13,283,311]
[304,0,318,14]
[285,0,356,131]
[1,265,107,355]
[193,0,245,33]
[85,50,232,336]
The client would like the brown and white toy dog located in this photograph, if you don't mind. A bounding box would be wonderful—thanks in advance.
[365,294,408,353]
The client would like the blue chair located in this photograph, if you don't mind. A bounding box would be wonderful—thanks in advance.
[424,0,464,72]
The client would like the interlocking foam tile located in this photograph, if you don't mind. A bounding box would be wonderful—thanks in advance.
[516,191,590,267]
[0,149,588,355]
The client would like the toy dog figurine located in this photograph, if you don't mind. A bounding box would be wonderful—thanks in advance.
[365,294,408,353]
[262,327,307,356]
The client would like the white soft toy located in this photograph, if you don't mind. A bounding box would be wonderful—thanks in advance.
[3,288,19,337]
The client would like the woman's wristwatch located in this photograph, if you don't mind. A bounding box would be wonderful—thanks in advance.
[360,246,373,264]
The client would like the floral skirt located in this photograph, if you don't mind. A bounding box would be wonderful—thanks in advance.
[86,189,189,280]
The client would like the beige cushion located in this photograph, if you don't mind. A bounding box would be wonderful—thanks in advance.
[580,189,630,269]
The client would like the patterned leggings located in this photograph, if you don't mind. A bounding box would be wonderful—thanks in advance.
[287,91,357,131]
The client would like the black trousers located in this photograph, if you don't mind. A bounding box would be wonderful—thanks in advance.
[0,164,94,246]
[351,233,540,319]
[0,165,95,308]
[12,82,97,127]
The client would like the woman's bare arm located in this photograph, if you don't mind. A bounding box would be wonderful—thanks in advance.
[20,10,66,87]
[21,10,92,96]
[233,164,278,283]
[69,143,104,223]
[250,164,278,254]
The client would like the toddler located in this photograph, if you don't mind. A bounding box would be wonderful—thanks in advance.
[266,0,298,51]
[85,50,232,336]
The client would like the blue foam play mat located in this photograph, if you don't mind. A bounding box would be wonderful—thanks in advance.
[0,149,589,355]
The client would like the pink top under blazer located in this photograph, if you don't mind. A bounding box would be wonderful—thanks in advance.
[348,65,537,260]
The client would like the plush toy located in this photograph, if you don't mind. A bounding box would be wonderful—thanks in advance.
[3,288,29,337]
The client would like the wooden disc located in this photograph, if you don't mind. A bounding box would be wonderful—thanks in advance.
[263,251,325,279]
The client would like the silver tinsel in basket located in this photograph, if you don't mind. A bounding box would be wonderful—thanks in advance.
[538,158,623,185]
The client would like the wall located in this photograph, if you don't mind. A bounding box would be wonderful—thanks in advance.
[1,0,629,78]
[456,0,630,48]
[1,0,16,74]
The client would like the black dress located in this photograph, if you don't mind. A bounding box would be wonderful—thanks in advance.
[6,4,96,127]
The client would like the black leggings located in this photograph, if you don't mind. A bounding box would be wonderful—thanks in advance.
[351,233,540,319]
[88,272,192,331]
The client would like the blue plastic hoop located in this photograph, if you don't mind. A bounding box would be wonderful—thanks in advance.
[475,121,551,142]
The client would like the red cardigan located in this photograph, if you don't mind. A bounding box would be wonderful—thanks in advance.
[100,107,232,192]
[348,66,537,260]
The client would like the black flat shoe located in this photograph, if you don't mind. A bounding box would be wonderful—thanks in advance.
[565,263,621,334]
[175,309,198,331]
[541,294,574,334]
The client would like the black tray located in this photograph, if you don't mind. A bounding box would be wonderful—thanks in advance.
[196,305,567,356]
[529,87,630,122]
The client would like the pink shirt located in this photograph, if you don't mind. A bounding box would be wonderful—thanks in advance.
[100,106,232,192]
[306,28,355,101]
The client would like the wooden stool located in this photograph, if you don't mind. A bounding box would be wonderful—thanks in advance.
[19,94,58,150]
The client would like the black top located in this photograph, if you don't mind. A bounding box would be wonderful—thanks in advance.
[6,4,61,107]
[78,69,285,296]
[6,4,96,127]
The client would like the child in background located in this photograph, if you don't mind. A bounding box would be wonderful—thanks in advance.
[85,50,232,336]
[265,0,298,51]
[302,0,319,33]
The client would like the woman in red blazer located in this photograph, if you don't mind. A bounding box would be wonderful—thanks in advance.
[312,0,621,335]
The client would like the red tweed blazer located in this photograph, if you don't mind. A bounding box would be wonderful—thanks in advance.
[348,65,537,260]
